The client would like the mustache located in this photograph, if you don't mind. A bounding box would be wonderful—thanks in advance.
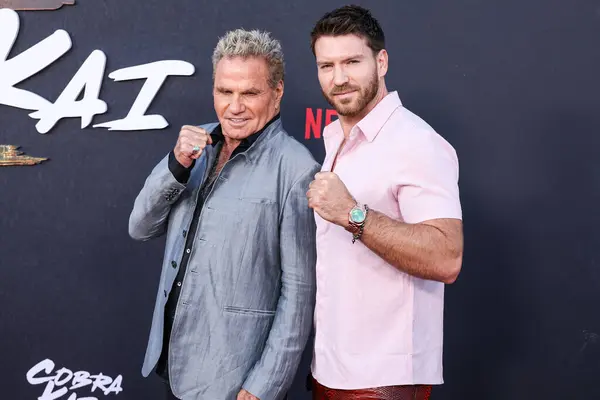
[329,84,359,95]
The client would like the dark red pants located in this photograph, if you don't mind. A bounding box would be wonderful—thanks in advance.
[312,377,432,400]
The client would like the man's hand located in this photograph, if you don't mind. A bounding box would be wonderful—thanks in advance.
[307,172,356,227]
[173,125,213,168]
[237,389,260,400]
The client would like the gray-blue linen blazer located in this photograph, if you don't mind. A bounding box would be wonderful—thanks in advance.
[129,118,320,399]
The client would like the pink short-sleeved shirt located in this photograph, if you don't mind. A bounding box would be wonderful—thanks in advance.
[311,91,462,389]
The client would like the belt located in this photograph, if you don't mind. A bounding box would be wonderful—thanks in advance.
[311,377,432,400]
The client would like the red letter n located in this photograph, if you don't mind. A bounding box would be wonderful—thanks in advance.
[305,108,322,139]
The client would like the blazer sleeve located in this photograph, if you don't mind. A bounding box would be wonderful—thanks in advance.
[242,163,319,399]
[128,153,188,241]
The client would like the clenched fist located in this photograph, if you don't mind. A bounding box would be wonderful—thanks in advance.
[307,172,356,227]
[174,125,213,168]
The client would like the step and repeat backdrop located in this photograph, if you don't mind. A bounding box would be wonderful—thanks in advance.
[1,1,600,399]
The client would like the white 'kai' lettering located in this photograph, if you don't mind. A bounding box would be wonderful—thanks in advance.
[0,8,194,134]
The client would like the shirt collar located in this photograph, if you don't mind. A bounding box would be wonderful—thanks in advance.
[324,91,402,143]
[356,91,402,142]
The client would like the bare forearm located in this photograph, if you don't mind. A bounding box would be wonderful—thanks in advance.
[358,209,462,283]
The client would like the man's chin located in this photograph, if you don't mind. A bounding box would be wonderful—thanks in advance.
[334,104,361,117]
[223,125,254,140]
[327,99,355,116]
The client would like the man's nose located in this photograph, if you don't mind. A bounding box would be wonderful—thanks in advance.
[228,95,246,114]
[332,65,349,86]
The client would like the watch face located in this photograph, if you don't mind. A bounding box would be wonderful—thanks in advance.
[350,207,366,223]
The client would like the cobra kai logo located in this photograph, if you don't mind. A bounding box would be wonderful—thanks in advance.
[0,7,195,165]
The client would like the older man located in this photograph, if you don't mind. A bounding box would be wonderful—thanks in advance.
[129,29,319,400]
[306,5,464,400]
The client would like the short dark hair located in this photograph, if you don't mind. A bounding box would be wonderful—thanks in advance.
[310,5,385,55]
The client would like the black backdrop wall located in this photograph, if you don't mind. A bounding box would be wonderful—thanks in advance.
[1,1,600,399]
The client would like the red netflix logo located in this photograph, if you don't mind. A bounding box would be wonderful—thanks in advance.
[305,108,337,139]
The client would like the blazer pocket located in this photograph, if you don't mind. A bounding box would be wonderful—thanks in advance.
[238,196,276,205]
[223,305,276,317]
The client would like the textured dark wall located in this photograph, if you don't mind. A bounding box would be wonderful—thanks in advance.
[1,1,600,399]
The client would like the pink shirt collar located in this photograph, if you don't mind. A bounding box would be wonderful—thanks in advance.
[324,91,403,143]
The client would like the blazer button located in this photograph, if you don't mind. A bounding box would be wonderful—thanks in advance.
[182,230,187,238]
[171,261,177,268]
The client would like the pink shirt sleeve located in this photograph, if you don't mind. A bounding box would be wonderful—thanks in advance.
[395,131,462,224]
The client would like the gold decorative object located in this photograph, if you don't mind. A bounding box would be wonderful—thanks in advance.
[0,145,48,166]
[0,0,75,11]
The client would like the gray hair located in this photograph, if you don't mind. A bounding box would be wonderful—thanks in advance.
[212,29,285,88]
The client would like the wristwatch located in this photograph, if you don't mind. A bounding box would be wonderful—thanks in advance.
[345,203,369,243]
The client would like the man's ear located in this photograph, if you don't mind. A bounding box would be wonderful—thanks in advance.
[273,80,284,110]
[377,49,388,78]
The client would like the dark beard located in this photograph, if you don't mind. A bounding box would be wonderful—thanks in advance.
[322,71,379,117]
